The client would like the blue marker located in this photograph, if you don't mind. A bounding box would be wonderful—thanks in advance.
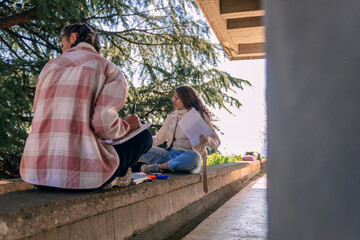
[156,175,169,180]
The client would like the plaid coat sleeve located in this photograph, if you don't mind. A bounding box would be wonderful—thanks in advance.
[90,61,130,140]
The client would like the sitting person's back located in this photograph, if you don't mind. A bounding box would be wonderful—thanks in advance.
[20,23,152,190]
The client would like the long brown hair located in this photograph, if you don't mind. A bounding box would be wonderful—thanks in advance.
[61,23,101,53]
[175,86,212,121]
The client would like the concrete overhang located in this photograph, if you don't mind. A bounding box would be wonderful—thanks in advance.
[196,0,265,60]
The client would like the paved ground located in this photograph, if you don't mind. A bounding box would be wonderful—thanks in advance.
[183,174,268,240]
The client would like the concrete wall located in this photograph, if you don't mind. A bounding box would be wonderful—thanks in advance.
[0,161,263,240]
[266,0,360,239]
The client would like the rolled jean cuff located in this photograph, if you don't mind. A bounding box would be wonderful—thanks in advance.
[168,161,175,172]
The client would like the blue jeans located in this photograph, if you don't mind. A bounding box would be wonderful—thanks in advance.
[140,146,202,173]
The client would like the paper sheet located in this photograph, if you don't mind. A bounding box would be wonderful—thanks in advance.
[178,108,214,146]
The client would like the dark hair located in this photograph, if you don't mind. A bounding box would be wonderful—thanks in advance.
[61,23,101,53]
[175,86,212,121]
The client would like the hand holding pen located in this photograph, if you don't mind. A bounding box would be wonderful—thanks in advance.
[123,103,140,131]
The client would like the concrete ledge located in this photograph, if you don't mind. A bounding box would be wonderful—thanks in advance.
[0,160,265,240]
[0,178,36,194]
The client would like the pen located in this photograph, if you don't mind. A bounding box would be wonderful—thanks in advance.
[132,103,136,114]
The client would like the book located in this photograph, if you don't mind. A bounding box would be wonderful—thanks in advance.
[102,123,151,145]
[178,108,214,146]
[131,172,151,185]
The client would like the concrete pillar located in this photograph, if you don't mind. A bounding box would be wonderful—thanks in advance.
[266,0,360,239]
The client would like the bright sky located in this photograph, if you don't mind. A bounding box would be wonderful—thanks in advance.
[211,58,267,156]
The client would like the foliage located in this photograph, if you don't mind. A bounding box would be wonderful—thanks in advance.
[0,59,38,177]
[206,153,242,166]
[0,0,250,175]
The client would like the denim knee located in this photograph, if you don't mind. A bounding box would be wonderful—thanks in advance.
[189,151,201,165]
[139,146,170,164]
[187,150,202,171]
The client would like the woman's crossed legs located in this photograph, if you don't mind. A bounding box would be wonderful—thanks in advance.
[139,146,202,173]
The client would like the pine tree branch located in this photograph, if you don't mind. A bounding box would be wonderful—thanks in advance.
[142,106,160,118]
[99,25,174,35]
[18,115,32,122]
[22,23,60,53]
[0,34,21,58]
[125,6,170,20]
[3,28,43,58]
[5,28,48,48]
[107,37,144,64]
[0,7,38,29]
[95,27,172,46]
[84,8,167,21]
[107,36,173,79]
[150,90,171,96]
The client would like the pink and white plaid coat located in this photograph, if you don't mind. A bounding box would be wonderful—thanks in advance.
[20,42,130,189]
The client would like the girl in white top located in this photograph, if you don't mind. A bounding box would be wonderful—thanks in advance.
[140,86,220,173]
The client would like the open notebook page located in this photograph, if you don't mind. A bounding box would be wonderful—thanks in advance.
[178,108,213,146]
[102,123,151,145]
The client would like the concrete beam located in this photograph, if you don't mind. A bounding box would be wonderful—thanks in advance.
[238,42,264,54]
[229,26,265,44]
[234,42,265,60]
[231,54,266,61]
[221,10,265,19]
[221,0,263,13]
[227,16,263,29]
[220,0,264,19]
[195,0,237,57]
[196,0,266,60]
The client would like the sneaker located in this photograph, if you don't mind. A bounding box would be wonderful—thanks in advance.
[106,167,132,188]
[140,163,162,173]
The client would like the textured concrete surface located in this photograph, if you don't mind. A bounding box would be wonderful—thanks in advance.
[184,175,267,240]
[0,161,264,240]
[0,178,35,194]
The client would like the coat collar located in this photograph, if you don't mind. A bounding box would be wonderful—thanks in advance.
[65,42,97,54]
